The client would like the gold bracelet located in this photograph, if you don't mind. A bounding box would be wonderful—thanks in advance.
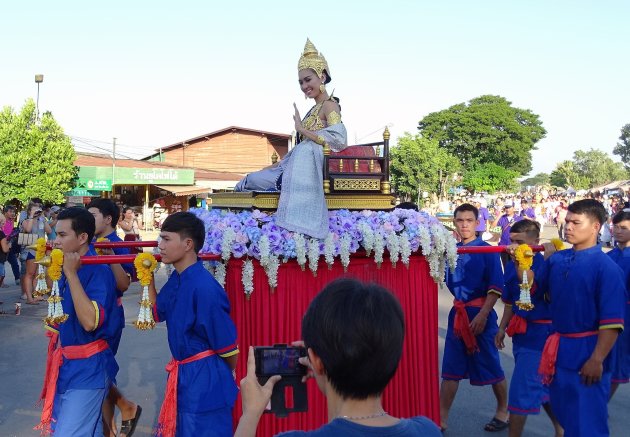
[315,135,326,145]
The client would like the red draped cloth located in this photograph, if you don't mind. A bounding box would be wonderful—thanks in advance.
[226,253,439,435]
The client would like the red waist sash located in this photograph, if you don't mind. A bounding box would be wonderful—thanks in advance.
[35,337,109,435]
[506,316,552,337]
[156,349,216,437]
[453,297,486,354]
[538,331,598,385]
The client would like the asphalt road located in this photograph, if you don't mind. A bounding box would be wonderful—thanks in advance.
[0,225,628,436]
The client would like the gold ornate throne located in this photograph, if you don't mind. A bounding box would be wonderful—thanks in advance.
[209,128,395,210]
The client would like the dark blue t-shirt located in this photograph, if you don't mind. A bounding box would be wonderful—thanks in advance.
[277,416,441,436]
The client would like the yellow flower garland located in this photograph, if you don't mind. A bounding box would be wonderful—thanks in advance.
[35,237,47,261]
[514,244,534,270]
[550,238,564,251]
[48,249,64,281]
[95,237,109,256]
[134,253,157,286]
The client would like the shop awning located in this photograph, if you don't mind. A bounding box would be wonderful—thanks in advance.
[155,185,210,196]
[65,188,101,197]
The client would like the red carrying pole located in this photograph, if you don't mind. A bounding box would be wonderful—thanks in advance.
[456,245,545,254]
[79,253,221,264]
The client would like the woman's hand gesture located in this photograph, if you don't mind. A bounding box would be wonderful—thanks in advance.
[293,103,303,134]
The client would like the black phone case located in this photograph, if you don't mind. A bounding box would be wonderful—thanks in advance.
[258,375,308,418]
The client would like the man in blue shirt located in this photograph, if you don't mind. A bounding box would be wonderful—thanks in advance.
[441,203,508,433]
[149,212,239,437]
[495,220,562,437]
[37,207,119,436]
[88,198,141,437]
[531,199,626,436]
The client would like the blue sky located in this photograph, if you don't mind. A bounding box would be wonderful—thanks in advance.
[1,0,628,175]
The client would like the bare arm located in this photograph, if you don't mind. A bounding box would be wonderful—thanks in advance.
[118,220,132,232]
[224,354,238,371]
[494,303,513,349]
[580,329,619,385]
[470,292,500,336]
[22,218,34,232]
[0,237,9,253]
[111,264,130,293]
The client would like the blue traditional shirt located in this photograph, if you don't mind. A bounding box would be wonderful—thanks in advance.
[503,253,552,350]
[153,261,239,413]
[535,245,626,371]
[446,237,504,302]
[54,248,119,393]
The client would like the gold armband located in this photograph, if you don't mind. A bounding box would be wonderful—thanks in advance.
[315,135,326,145]
[326,110,341,126]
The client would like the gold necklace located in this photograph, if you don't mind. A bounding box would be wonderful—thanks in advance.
[339,410,388,421]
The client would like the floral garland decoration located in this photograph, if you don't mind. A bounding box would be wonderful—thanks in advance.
[190,208,459,297]
[45,249,68,324]
[33,238,50,297]
[94,237,109,256]
[550,238,564,251]
[242,259,254,299]
[515,244,534,311]
[133,253,157,330]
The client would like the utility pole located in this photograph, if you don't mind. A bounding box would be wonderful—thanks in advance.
[34,74,44,120]
[112,137,117,190]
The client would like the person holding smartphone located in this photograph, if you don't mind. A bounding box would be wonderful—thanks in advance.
[236,279,441,436]
[20,203,51,304]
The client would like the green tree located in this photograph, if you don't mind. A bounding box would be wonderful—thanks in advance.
[613,123,630,169]
[390,133,460,203]
[521,172,550,188]
[549,150,627,190]
[418,95,546,175]
[0,99,77,204]
[461,162,520,194]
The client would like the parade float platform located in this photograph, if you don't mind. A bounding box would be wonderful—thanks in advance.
[190,207,457,434]
[209,191,396,210]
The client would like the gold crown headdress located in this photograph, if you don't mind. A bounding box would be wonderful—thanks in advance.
[298,38,331,83]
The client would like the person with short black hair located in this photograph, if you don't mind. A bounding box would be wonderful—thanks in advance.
[2,205,20,285]
[87,198,141,437]
[396,201,418,211]
[441,203,508,433]
[148,212,239,436]
[606,210,630,402]
[235,278,441,436]
[496,219,563,437]
[36,207,120,435]
[532,199,626,435]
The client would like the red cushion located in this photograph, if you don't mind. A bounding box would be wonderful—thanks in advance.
[329,146,381,173]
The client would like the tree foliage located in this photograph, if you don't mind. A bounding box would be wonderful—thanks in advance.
[521,172,550,188]
[418,95,546,175]
[613,123,630,170]
[0,99,77,204]
[549,149,627,190]
[390,133,460,202]
[461,162,520,194]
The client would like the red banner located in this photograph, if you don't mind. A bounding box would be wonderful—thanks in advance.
[225,254,439,435]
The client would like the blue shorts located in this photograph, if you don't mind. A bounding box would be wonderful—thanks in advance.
[176,406,233,437]
[52,385,110,436]
[441,307,505,385]
[550,367,610,437]
[26,252,35,261]
[0,262,5,277]
[508,347,549,415]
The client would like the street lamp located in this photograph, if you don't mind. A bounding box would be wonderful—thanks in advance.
[35,74,44,120]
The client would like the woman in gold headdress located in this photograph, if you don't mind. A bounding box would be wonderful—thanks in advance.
[235,39,347,238]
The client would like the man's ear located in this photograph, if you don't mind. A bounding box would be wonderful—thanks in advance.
[307,348,325,376]
[78,232,89,246]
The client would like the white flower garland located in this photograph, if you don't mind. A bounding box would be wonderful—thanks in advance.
[324,234,335,269]
[259,235,271,267]
[340,234,351,272]
[374,233,385,267]
[418,226,432,256]
[307,238,320,276]
[221,228,236,262]
[264,255,280,289]
[400,234,411,267]
[386,232,400,267]
[358,222,375,256]
[294,233,307,270]
[242,259,254,298]
[214,262,226,288]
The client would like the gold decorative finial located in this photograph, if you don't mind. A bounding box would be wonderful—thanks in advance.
[298,38,331,82]
[36,256,52,267]
[383,127,390,140]
[339,159,344,173]
[354,159,359,173]
[271,151,279,164]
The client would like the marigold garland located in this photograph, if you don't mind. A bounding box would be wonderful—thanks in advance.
[514,244,534,271]
[95,237,109,256]
[35,238,47,261]
[45,249,68,324]
[550,238,564,251]
[134,253,157,330]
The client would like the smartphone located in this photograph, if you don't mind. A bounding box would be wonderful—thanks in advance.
[254,345,307,377]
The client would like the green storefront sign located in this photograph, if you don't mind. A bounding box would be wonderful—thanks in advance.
[77,166,194,188]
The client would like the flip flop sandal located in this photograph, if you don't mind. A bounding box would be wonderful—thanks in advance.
[120,405,142,437]
[484,417,509,432]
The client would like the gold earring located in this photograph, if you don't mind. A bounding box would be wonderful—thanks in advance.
[319,83,326,93]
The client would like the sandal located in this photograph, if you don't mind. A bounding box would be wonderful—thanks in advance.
[484,417,509,432]
[120,405,142,437]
